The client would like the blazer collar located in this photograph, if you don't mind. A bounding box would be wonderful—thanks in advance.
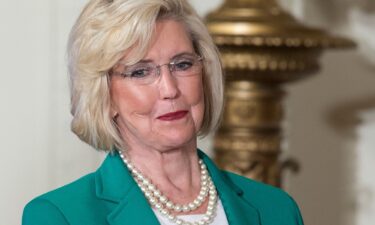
[199,151,261,225]
[94,151,159,225]
[95,150,261,225]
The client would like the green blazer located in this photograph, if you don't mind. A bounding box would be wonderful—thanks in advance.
[23,151,304,225]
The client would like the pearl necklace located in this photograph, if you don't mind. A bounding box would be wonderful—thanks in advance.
[119,151,218,225]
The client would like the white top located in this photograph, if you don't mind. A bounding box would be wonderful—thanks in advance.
[153,199,229,225]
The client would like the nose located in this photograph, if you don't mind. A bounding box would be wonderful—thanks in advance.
[158,65,179,100]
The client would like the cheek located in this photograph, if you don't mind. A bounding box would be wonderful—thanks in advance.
[182,76,205,128]
[110,80,157,116]
[182,76,204,105]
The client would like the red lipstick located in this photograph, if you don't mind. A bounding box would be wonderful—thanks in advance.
[157,110,188,121]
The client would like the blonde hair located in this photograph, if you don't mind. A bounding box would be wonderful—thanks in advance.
[68,0,223,151]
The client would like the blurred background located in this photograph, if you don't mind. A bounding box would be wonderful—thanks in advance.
[1,0,374,224]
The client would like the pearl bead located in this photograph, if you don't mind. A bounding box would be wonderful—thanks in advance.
[142,179,150,186]
[174,204,182,212]
[154,190,161,197]
[161,209,168,215]
[159,195,167,203]
[148,184,156,191]
[182,205,189,212]
[203,215,210,221]
[136,174,143,180]
[144,191,152,198]
[188,202,196,209]
[149,197,156,204]
[168,214,175,221]
[132,170,139,177]
[166,201,174,209]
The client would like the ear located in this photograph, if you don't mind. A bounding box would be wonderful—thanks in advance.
[109,88,118,120]
[110,103,119,120]
[111,110,118,120]
[107,72,118,119]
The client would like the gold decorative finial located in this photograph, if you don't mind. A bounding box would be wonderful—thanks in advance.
[206,0,355,186]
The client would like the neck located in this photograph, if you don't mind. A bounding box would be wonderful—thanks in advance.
[123,141,201,201]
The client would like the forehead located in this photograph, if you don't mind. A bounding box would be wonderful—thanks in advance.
[127,20,194,63]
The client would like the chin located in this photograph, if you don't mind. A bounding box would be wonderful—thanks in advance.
[155,130,197,150]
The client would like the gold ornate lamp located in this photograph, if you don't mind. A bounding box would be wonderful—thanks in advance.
[206,0,355,187]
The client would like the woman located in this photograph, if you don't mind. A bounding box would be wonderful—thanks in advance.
[23,0,304,224]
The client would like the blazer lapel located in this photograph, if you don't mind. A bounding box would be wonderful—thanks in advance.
[106,186,160,225]
[94,152,160,225]
[200,151,262,225]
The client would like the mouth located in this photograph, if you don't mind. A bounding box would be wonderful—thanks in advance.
[157,110,188,121]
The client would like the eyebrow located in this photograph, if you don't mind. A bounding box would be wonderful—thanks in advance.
[116,51,197,68]
[139,51,196,64]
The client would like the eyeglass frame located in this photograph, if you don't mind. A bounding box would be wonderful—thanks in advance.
[110,53,204,85]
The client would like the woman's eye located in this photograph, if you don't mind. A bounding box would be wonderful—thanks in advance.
[130,69,150,78]
[123,66,152,78]
[174,60,193,71]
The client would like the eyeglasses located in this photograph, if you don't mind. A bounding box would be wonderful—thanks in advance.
[112,54,203,85]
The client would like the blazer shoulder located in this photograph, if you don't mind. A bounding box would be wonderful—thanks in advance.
[22,173,96,225]
[23,197,69,225]
[222,171,304,224]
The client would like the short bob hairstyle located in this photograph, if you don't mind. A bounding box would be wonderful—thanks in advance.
[68,0,224,151]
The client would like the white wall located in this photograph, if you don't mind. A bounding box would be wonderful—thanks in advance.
[1,0,374,225]
[0,0,103,223]
[286,50,375,225]
[1,1,54,223]
[356,110,375,225]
